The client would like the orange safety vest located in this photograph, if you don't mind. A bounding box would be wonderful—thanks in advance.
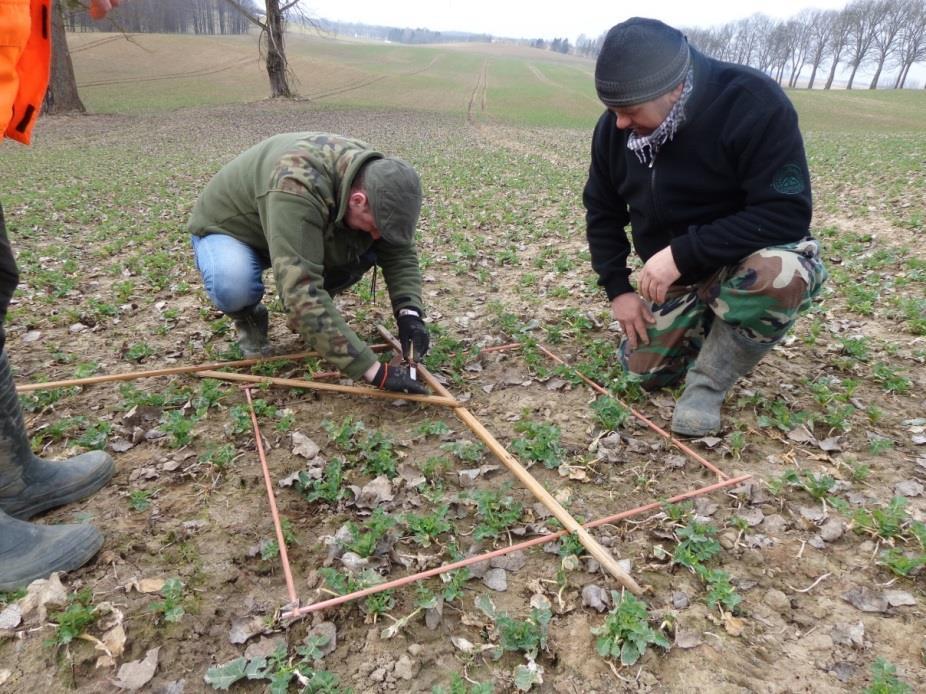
[1,0,51,145]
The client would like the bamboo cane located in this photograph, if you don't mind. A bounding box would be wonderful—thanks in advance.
[15,344,392,393]
[195,370,460,408]
[376,325,642,594]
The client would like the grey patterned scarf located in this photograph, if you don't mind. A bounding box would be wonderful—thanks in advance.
[626,66,694,167]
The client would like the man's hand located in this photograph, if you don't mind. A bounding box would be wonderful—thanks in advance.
[89,0,121,19]
[370,363,428,395]
[638,246,681,304]
[396,308,429,361]
[611,292,655,351]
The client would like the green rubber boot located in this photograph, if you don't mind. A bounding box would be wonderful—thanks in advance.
[0,352,115,520]
[0,507,102,591]
[671,320,775,437]
[229,303,272,358]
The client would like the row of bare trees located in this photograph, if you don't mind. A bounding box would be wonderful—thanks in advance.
[684,0,926,89]
[67,0,256,35]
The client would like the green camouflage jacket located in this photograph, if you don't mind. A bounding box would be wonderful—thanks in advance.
[188,133,424,379]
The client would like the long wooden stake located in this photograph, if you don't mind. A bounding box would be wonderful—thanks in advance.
[376,326,642,594]
[15,345,392,393]
[195,370,460,408]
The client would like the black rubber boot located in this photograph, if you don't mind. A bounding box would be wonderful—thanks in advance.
[671,320,775,437]
[228,303,272,358]
[0,352,115,520]
[0,506,102,591]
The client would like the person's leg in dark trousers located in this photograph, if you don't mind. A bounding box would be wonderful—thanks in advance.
[0,202,114,591]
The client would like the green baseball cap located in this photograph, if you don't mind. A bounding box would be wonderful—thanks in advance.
[363,157,422,245]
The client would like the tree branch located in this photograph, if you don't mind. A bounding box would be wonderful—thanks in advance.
[223,0,266,30]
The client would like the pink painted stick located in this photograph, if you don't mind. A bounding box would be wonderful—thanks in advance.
[536,344,729,480]
[245,387,298,605]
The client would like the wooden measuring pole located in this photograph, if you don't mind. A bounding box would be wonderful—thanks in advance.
[15,345,392,394]
[195,370,460,409]
[376,326,642,594]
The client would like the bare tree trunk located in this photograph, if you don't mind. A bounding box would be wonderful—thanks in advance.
[42,0,85,115]
[264,0,292,98]
[224,0,296,98]
[868,58,886,88]
[847,61,861,89]
[824,58,839,88]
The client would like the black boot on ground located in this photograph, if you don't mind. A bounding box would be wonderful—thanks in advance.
[0,351,115,520]
[228,303,272,358]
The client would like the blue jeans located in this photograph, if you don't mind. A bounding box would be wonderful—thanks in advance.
[191,234,270,314]
[191,233,378,314]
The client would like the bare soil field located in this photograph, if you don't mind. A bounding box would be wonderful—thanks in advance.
[1,101,924,694]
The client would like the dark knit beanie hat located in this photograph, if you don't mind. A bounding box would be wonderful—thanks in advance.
[595,17,690,107]
[363,157,422,245]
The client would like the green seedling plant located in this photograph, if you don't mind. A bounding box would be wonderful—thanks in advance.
[129,488,155,512]
[204,641,344,692]
[318,567,395,620]
[591,591,670,666]
[161,410,198,448]
[200,442,237,471]
[296,459,346,504]
[672,519,742,613]
[510,419,563,469]
[47,588,99,647]
[150,577,185,623]
[864,657,912,694]
[416,419,452,438]
[356,429,398,478]
[345,508,397,558]
[441,440,486,464]
[405,504,452,547]
[851,496,911,541]
[259,519,297,560]
[432,673,493,694]
[77,421,111,450]
[471,487,524,541]
[591,395,630,431]
[476,594,551,690]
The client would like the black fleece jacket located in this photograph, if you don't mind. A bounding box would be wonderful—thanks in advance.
[583,48,813,301]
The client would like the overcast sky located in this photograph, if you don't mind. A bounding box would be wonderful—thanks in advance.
[306,1,851,41]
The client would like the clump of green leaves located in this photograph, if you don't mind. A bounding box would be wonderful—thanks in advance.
[510,419,563,469]
[199,443,237,471]
[432,672,493,694]
[296,459,346,504]
[318,567,394,618]
[476,594,551,690]
[204,641,343,692]
[591,591,670,666]
[150,578,185,623]
[405,504,452,547]
[47,588,99,646]
[441,440,486,464]
[591,395,630,431]
[767,468,836,501]
[864,657,912,694]
[852,496,910,541]
[471,487,523,540]
[345,508,397,558]
[672,519,741,613]
[161,410,198,448]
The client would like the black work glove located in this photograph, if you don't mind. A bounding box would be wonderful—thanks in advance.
[396,308,429,361]
[372,363,428,395]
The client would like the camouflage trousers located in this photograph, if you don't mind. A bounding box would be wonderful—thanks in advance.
[620,238,827,390]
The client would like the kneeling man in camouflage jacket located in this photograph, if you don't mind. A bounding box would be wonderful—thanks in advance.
[188,132,429,394]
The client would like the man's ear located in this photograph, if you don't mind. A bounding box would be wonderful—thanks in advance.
[349,190,369,210]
